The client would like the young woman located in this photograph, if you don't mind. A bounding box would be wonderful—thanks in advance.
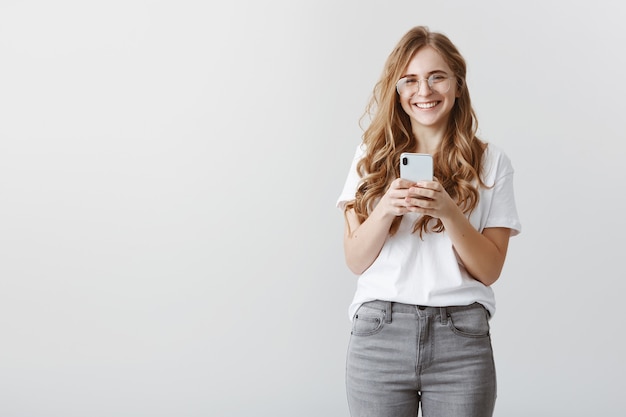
[336,26,522,417]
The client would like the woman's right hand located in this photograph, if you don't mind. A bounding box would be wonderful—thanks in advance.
[343,178,414,274]
[376,178,416,217]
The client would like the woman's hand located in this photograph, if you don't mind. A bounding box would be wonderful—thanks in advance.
[403,178,460,221]
[402,177,511,285]
[377,178,425,217]
[343,178,419,274]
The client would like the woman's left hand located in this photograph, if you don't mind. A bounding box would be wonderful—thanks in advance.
[403,178,460,221]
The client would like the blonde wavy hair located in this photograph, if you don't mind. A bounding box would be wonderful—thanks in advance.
[344,26,488,237]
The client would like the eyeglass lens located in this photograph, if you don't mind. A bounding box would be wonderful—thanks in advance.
[397,74,451,96]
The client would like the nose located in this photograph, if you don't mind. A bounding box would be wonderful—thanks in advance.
[416,79,432,96]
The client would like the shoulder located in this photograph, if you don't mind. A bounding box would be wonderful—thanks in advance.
[482,142,515,182]
[483,142,512,165]
[354,142,366,160]
[347,142,367,173]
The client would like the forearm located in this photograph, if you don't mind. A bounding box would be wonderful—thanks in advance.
[442,208,509,286]
[343,207,396,275]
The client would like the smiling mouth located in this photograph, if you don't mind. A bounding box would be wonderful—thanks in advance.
[414,101,439,109]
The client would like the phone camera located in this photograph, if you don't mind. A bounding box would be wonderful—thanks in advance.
[402,157,408,165]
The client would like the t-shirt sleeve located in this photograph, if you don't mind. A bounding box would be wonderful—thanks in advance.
[336,144,365,211]
[484,151,522,236]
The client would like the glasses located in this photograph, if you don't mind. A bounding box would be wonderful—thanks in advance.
[396,74,454,97]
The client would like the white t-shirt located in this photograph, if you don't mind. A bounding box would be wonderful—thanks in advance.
[336,142,522,321]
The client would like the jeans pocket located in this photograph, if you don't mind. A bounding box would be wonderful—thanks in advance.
[351,305,385,336]
[447,304,490,338]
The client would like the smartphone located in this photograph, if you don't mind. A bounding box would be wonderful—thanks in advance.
[400,153,433,182]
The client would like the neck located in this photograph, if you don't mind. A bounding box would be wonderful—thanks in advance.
[411,124,445,154]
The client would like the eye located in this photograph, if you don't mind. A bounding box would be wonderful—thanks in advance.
[403,77,418,85]
[429,74,447,83]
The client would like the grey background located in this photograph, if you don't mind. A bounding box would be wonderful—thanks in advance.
[1,1,624,416]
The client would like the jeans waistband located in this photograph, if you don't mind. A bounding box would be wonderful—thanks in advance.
[361,300,484,325]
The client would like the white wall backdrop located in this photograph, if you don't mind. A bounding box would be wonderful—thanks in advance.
[1,1,625,416]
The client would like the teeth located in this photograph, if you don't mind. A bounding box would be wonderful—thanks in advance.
[415,102,437,109]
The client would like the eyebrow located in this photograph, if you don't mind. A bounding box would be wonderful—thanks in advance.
[401,70,448,78]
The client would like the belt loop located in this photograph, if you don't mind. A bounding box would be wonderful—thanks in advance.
[440,307,448,325]
[384,301,392,323]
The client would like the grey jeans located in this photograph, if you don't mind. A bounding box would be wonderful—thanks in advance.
[346,300,497,417]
